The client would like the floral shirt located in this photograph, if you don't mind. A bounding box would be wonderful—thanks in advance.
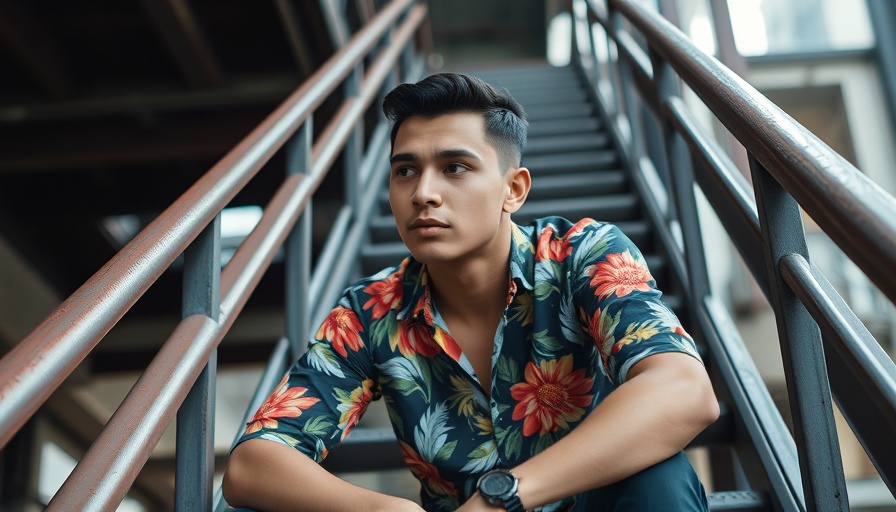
[236,217,701,511]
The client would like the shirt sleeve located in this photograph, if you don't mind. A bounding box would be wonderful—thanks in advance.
[569,220,702,384]
[234,291,379,463]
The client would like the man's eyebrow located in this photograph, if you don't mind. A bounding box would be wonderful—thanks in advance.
[390,149,483,164]
[390,152,417,164]
[437,149,482,161]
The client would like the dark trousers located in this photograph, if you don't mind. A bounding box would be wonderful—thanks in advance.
[574,451,709,511]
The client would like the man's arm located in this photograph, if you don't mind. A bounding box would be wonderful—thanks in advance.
[223,438,424,512]
[457,351,718,511]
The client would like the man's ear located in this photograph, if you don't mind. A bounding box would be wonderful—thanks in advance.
[502,167,531,214]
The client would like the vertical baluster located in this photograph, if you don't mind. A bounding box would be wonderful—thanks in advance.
[345,66,363,216]
[286,120,313,360]
[750,155,848,511]
[609,5,646,166]
[651,51,706,300]
[175,214,221,511]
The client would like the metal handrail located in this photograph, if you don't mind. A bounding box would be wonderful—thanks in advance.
[44,5,427,509]
[0,0,419,451]
[604,0,896,305]
[576,0,896,507]
[0,0,427,509]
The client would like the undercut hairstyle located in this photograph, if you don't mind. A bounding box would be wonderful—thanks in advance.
[382,73,528,171]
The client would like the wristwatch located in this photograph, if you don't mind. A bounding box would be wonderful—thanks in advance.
[477,468,525,511]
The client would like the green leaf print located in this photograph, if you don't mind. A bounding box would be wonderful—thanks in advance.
[435,439,457,462]
[496,356,520,384]
[303,416,335,437]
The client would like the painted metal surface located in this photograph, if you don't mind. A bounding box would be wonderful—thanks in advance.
[19,1,429,508]
[0,0,419,452]
[608,0,896,307]
[750,156,848,511]
[175,215,221,511]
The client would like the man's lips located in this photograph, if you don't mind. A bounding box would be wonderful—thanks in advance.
[408,218,449,231]
[408,218,449,229]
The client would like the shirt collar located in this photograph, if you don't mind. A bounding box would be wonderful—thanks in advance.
[396,222,536,324]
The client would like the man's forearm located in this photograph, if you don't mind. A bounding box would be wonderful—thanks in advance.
[223,438,423,512]
[511,352,719,510]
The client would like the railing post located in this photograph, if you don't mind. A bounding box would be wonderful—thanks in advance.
[345,66,364,216]
[286,119,313,359]
[174,214,221,512]
[749,155,849,511]
[608,3,646,164]
[651,50,708,302]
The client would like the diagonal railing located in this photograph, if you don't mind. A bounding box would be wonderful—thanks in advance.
[0,0,429,509]
[570,0,896,510]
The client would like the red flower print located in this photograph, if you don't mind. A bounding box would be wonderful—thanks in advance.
[393,319,441,358]
[536,226,573,262]
[399,440,459,499]
[568,218,594,238]
[316,306,364,358]
[363,266,404,319]
[245,376,320,434]
[336,379,375,440]
[510,355,594,437]
[590,251,653,299]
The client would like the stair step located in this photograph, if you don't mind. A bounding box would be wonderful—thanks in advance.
[526,102,594,121]
[524,150,618,174]
[707,491,771,511]
[508,88,590,106]
[513,195,639,225]
[476,72,581,90]
[527,118,602,137]
[525,133,610,156]
[528,171,627,200]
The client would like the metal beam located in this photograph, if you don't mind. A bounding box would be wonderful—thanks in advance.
[141,0,223,89]
[275,0,316,78]
[0,112,265,173]
[0,0,70,97]
[0,75,298,124]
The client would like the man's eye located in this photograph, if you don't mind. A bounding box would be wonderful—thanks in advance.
[445,164,465,174]
[394,167,416,177]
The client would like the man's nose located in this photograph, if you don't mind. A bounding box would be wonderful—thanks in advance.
[411,171,442,207]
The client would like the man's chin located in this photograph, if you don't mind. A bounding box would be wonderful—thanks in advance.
[406,247,455,266]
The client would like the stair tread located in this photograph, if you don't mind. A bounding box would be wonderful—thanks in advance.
[527,118,602,137]
[525,132,610,156]
[525,150,619,174]
[526,102,594,121]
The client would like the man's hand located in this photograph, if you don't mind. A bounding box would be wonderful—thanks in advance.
[455,491,505,511]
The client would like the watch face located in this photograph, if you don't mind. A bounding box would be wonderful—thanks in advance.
[480,470,516,497]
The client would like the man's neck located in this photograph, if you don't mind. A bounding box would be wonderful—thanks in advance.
[425,225,512,323]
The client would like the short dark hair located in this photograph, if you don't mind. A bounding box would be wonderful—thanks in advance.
[382,73,528,170]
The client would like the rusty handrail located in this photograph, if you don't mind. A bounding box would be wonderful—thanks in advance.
[0,0,418,450]
[44,5,426,509]
[605,0,896,305]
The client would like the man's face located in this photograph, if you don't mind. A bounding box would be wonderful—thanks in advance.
[389,112,513,266]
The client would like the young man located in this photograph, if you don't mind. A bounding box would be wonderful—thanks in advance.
[223,73,719,511]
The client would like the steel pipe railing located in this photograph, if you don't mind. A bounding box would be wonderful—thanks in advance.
[577,0,896,507]
[0,0,419,450]
[19,1,429,509]
[606,0,896,306]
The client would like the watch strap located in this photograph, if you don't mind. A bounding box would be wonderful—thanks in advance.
[502,492,525,512]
